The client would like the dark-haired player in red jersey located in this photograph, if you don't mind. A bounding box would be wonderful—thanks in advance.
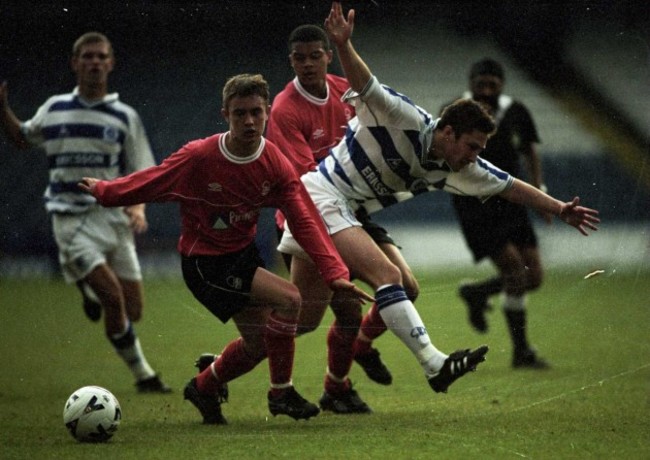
[265,24,419,412]
[80,73,373,425]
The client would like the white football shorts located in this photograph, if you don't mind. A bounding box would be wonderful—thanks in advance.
[277,170,361,260]
[51,206,142,283]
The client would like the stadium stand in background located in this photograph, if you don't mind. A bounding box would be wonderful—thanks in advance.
[1,2,647,277]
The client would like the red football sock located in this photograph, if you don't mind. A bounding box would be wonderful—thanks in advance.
[324,373,351,395]
[265,313,297,393]
[196,337,263,394]
[353,337,372,356]
[325,320,356,392]
[355,303,387,355]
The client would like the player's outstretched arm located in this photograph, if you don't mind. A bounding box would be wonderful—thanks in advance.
[80,177,149,233]
[500,178,599,235]
[558,197,600,236]
[324,2,371,93]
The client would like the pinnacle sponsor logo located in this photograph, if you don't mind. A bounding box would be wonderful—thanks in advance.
[212,217,228,230]
[211,209,261,230]
[229,209,259,223]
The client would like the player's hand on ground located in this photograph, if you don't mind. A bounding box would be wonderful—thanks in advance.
[78,177,99,195]
[330,278,375,304]
[125,204,148,233]
[559,197,600,235]
[325,2,354,46]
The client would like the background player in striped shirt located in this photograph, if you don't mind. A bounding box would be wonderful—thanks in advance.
[0,32,170,393]
[278,2,599,404]
[80,73,373,424]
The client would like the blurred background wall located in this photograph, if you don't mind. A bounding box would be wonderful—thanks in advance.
[1,1,648,276]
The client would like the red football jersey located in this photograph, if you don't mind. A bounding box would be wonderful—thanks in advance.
[93,133,349,285]
[266,74,354,229]
[267,74,354,175]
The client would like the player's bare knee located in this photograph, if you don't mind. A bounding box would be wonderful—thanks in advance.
[274,286,302,317]
[373,262,402,287]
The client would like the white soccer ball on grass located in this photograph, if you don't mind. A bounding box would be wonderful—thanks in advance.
[63,385,121,442]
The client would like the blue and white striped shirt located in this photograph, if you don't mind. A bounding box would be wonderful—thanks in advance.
[317,77,513,213]
[21,87,155,214]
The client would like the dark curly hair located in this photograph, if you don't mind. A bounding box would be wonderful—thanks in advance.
[288,24,330,51]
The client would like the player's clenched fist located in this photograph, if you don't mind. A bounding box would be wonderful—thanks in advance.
[78,177,100,195]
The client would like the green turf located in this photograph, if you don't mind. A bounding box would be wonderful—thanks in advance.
[1,267,648,459]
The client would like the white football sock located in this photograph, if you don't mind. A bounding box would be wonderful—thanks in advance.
[110,324,156,381]
[375,284,447,377]
[502,293,526,311]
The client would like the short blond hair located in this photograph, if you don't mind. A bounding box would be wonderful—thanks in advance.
[72,32,113,58]
[222,74,269,110]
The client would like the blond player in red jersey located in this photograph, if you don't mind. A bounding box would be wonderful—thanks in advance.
[80,73,373,425]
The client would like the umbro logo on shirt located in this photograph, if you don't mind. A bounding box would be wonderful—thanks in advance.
[312,128,325,140]
[208,182,222,192]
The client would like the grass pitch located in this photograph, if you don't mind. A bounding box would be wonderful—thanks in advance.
[1,267,648,459]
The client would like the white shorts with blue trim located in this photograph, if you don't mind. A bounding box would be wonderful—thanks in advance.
[277,170,361,260]
[51,206,142,283]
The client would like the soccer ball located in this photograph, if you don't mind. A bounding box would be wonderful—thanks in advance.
[63,386,121,443]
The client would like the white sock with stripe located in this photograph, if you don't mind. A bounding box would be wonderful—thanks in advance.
[375,284,447,377]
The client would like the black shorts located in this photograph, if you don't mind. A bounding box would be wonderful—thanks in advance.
[452,195,537,262]
[356,207,398,247]
[181,243,265,323]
